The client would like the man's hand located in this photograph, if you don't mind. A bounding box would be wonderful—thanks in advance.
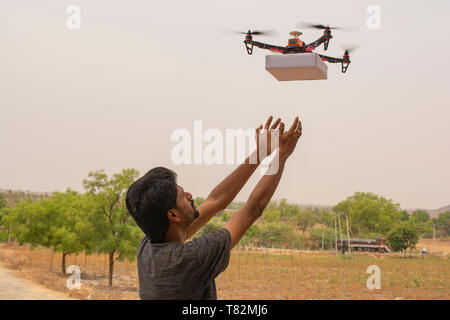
[254,116,281,163]
[223,116,302,249]
[278,116,302,161]
[186,116,281,239]
[186,116,301,240]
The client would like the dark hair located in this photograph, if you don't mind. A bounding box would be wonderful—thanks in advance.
[126,167,178,243]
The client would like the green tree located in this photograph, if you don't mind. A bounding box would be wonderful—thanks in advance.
[276,199,299,221]
[197,217,223,236]
[400,210,409,221]
[48,190,95,274]
[0,193,8,238]
[0,208,12,241]
[83,168,142,287]
[411,210,430,223]
[4,199,52,247]
[410,210,433,237]
[309,227,335,250]
[1,207,18,243]
[219,211,232,222]
[387,222,419,257]
[293,209,315,244]
[3,191,93,274]
[262,208,281,223]
[0,193,7,210]
[258,222,296,248]
[240,224,260,246]
[334,192,402,236]
[317,211,335,227]
[436,211,450,237]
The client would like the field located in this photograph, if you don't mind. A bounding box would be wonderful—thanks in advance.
[0,240,448,300]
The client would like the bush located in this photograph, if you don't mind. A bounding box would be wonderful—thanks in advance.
[309,227,336,249]
[240,224,260,246]
[0,230,8,241]
[256,222,297,249]
[387,222,419,256]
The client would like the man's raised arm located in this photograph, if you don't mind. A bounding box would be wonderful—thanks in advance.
[223,117,302,248]
[186,116,281,239]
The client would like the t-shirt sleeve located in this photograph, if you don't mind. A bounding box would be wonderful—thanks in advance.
[188,228,231,283]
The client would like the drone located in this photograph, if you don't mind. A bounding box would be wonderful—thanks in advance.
[240,23,356,73]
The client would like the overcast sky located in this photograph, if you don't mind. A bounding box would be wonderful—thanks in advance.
[1,0,449,210]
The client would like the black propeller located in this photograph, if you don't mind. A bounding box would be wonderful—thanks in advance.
[340,44,360,54]
[222,28,278,37]
[296,22,358,32]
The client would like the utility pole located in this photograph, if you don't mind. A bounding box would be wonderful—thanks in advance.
[346,213,351,254]
[338,213,343,248]
[433,223,436,254]
[334,213,338,257]
[321,227,325,251]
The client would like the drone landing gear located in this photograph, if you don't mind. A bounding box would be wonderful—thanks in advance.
[244,41,254,55]
[341,61,350,73]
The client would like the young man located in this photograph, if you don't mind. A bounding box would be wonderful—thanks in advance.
[126,116,302,299]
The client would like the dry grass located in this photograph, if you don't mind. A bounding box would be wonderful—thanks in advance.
[417,239,450,254]
[217,248,449,299]
[0,241,448,300]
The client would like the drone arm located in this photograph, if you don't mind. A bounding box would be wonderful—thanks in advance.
[318,54,350,73]
[317,54,343,63]
[306,34,333,52]
[245,40,287,53]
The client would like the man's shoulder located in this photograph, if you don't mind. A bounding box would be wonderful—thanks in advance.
[138,236,186,256]
[186,228,231,248]
[137,228,231,269]
[191,228,231,242]
[137,236,150,258]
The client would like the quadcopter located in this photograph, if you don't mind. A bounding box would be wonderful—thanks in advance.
[240,23,356,73]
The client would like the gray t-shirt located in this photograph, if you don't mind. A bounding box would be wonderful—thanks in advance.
[137,228,231,300]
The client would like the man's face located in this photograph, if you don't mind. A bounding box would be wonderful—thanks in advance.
[175,185,199,224]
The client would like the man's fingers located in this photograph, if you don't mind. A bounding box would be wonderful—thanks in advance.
[287,116,299,135]
[279,122,285,135]
[295,118,302,136]
[270,118,281,130]
[255,125,262,144]
[264,116,273,130]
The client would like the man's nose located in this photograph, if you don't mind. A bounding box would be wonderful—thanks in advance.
[186,192,193,200]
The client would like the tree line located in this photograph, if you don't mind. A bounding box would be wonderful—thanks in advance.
[0,169,142,287]
[1,171,450,286]
[196,192,450,254]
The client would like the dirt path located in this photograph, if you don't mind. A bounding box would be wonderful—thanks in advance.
[0,263,75,300]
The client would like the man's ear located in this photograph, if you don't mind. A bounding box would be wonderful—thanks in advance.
[167,209,181,223]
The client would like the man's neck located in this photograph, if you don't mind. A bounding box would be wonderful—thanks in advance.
[164,227,187,244]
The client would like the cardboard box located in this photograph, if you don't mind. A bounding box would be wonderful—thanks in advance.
[265,53,328,81]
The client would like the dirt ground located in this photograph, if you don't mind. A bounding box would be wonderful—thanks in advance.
[0,240,448,300]
[0,262,74,300]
